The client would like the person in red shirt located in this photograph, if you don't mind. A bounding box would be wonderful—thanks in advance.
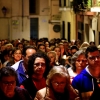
[20,51,50,99]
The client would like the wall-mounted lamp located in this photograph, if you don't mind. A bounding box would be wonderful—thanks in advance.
[1,6,7,17]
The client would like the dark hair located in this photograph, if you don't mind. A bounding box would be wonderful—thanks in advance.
[37,44,46,50]
[85,45,98,58]
[23,45,37,56]
[27,52,50,78]
[11,47,22,55]
[71,45,79,51]
[2,49,10,56]
[36,39,43,47]
[0,67,17,81]
[89,41,95,45]
[6,47,23,67]
[16,42,23,48]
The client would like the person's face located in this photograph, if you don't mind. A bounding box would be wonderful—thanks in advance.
[51,75,67,93]
[59,44,64,49]
[87,51,100,68]
[18,44,23,51]
[1,45,6,51]
[39,46,45,52]
[71,49,77,55]
[13,50,22,62]
[45,42,49,47]
[63,42,69,49]
[4,55,10,61]
[54,47,61,57]
[48,53,56,65]
[75,54,87,70]
[0,76,16,98]
[6,45,12,50]
[24,49,36,65]
[1,40,5,45]
[33,57,46,76]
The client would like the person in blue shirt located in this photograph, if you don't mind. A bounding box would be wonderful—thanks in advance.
[11,45,37,86]
[72,45,100,100]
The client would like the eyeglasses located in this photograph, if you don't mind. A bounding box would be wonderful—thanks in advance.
[88,55,100,61]
[34,63,46,67]
[2,81,16,86]
[76,60,87,63]
[52,81,66,86]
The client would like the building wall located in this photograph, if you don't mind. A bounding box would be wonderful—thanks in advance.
[60,0,76,41]
[0,0,61,40]
[48,0,61,40]
[61,10,76,41]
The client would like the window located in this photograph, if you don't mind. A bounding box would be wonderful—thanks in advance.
[29,0,36,14]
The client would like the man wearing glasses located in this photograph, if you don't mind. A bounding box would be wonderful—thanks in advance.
[72,45,100,100]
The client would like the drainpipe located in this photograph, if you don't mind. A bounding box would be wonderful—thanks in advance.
[22,0,23,31]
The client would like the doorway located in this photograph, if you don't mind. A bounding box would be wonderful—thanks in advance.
[30,18,38,39]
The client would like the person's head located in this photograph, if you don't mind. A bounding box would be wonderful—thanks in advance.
[46,65,70,93]
[44,41,50,47]
[23,45,37,68]
[79,42,89,51]
[37,44,46,52]
[5,43,13,50]
[2,49,10,62]
[85,45,100,68]
[71,45,79,56]
[58,42,64,49]
[16,42,24,52]
[36,39,43,47]
[53,46,61,58]
[11,47,22,62]
[63,41,69,50]
[47,51,56,66]
[0,67,17,98]
[28,52,50,78]
[89,41,95,46]
[1,45,6,52]
[71,49,87,72]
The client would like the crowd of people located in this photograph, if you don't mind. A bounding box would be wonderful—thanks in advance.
[0,38,100,100]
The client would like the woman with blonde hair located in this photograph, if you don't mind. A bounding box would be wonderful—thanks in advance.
[34,65,80,100]
[47,51,59,70]
[79,42,89,51]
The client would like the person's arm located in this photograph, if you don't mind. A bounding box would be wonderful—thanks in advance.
[34,88,47,100]
[69,85,80,100]
[34,91,42,100]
